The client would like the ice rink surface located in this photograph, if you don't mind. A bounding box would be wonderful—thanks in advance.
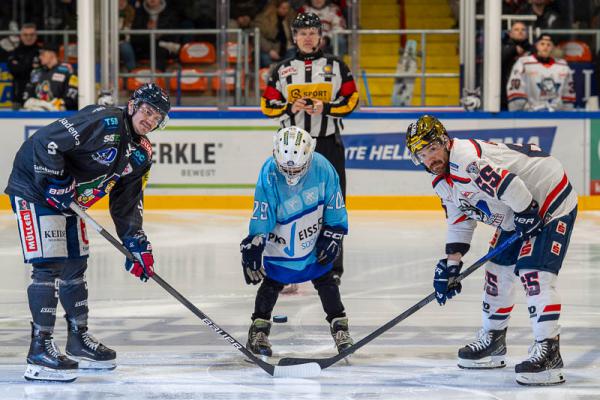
[1,209,599,400]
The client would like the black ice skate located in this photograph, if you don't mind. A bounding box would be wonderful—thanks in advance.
[246,318,272,359]
[457,328,507,369]
[24,322,78,382]
[515,336,565,386]
[330,317,354,354]
[66,318,116,370]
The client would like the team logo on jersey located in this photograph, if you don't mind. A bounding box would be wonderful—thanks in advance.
[551,241,562,255]
[318,64,335,78]
[537,77,560,97]
[466,161,480,174]
[283,222,296,257]
[279,66,297,78]
[92,147,118,165]
[519,239,533,258]
[556,221,567,235]
[458,199,504,226]
[51,72,66,82]
[301,186,319,206]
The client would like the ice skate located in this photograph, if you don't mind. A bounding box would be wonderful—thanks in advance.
[458,328,507,369]
[246,318,272,361]
[330,317,354,363]
[24,323,78,382]
[66,318,116,370]
[515,336,565,386]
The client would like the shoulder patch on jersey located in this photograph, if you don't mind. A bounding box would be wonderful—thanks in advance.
[138,136,153,158]
[68,74,78,87]
[466,161,480,174]
[449,161,459,171]
[279,66,297,78]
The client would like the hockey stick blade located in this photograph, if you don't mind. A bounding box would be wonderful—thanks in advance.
[278,233,521,369]
[69,204,321,378]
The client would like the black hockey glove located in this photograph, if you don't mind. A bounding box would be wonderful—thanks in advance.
[315,226,344,265]
[513,199,543,240]
[433,259,463,306]
[45,176,75,212]
[240,234,266,285]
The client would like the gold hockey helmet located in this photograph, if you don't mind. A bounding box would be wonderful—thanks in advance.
[406,115,448,165]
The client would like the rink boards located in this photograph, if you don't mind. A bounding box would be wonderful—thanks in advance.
[1,109,600,209]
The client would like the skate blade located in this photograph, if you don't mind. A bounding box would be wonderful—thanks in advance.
[458,355,506,369]
[24,364,78,383]
[67,355,117,370]
[516,369,565,386]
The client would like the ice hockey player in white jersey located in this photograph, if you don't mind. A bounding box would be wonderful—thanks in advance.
[406,115,577,386]
[507,33,575,111]
[240,126,353,358]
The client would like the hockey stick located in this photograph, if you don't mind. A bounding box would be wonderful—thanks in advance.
[277,233,521,369]
[69,203,320,378]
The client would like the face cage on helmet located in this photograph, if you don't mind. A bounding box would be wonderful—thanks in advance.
[410,137,448,167]
[275,153,313,186]
[133,99,169,131]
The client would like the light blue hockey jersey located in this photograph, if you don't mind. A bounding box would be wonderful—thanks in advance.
[249,153,348,284]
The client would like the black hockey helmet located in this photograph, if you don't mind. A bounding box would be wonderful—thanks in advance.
[291,12,323,35]
[130,83,171,130]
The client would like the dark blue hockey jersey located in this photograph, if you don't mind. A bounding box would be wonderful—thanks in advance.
[4,105,153,240]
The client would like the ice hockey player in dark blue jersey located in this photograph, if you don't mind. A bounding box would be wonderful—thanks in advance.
[4,83,170,383]
[241,126,354,359]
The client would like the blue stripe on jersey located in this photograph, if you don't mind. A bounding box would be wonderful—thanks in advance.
[538,314,560,322]
[497,173,516,200]
[279,200,325,225]
[546,183,573,217]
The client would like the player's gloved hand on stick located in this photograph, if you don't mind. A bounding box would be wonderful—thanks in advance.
[433,259,463,305]
[123,233,155,282]
[513,199,543,239]
[315,226,344,265]
[45,176,76,211]
[240,234,266,285]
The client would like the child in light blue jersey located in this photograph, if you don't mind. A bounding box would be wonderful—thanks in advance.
[240,126,353,358]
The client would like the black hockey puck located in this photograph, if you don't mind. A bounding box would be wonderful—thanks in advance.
[273,315,288,323]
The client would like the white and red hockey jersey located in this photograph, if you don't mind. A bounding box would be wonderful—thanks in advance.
[432,138,577,250]
[506,54,575,111]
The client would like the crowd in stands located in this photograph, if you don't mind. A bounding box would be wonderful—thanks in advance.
[0,0,598,109]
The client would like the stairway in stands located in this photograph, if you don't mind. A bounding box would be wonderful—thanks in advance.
[358,0,459,106]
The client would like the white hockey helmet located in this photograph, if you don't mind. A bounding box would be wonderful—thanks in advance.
[273,126,316,186]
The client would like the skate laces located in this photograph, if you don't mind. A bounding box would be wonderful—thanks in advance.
[526,341,547,363]
[44,338,61,358]
[466,329,492,352]
[252,331,271,348]
[334,330,353,346]
[81,331,100,351]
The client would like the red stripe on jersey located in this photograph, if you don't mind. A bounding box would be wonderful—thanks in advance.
[507,93,527,99]
[432,175,444,188]
[543,304,561,313]
[453,215,468,224]
[449,174,471,183]
[448,139,454,150]
[539,173,568,217]
[495,169,510,188]
[496,305,514,314]
[263,85,283,101]
[469,139,482,157]
[339,80,357,97]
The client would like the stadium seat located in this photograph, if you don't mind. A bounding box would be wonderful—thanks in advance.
[211,68,244,92]
[180,42,216,65]
[170,67,209,92]
[126,68,166,91]
[558,40,592,62]
[59,43,78,64]
[227,41,252,64]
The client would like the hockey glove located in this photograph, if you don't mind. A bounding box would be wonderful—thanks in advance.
[433,259,463,306]
[123,234,155,282]
[513,200,543,240]
[315,226,344,265]
[240,234,266,285]
[45,176,76,212]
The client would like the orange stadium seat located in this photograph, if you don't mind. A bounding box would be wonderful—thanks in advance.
[259,67,270,91]
[558,40,593,63]
[59,43,78,64]
[170,68,209,91]
[179,42,216,65]
[211,68,244,92]
[126,68,166,91]
[226,41,253,64]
